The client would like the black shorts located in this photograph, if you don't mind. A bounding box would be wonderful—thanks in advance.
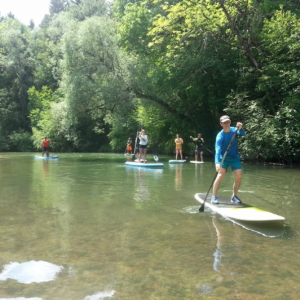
[195,148,203,155]
[139,145,147,149]
[43,147,49,151]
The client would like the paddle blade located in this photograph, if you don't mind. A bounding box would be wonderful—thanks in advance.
[199,203,205,212]
[154,155,159,162]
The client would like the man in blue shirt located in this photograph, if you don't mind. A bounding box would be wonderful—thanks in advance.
[211,115,245,204]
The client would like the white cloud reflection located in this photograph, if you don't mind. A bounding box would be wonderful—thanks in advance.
[0,298,42,300]
[84,290,116,300]
[0,261,63,284]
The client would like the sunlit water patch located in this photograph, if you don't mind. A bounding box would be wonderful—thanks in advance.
[0,298,42,300]
[0,261,63,284]
[84,290,116,300]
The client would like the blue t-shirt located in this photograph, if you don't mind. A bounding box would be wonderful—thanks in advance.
[215,127,245,163]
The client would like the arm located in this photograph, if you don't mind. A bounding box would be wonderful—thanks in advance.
[215,133,223,164]
[236,122,245,136]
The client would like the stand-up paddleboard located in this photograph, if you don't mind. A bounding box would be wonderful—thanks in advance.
[195,193,285,222]
[134,159,147,163]
[169,160,186,164]
[34,155,59,160]
[190,161,204,164]
[125,161,164,168]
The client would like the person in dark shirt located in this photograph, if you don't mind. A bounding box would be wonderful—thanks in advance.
[190,133,204,162]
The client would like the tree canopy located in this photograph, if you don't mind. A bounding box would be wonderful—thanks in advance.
[0,0,299,163]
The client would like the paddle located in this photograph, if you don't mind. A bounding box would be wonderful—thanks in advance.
[153,154,159,162]
[199,128,238,213]
[132,130,139,161]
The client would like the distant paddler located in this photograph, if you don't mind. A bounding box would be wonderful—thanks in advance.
[174,134,184,160]
[190,133,204,162]
[42,137,50,157]
[138,129,148,163]
[126,138,133,155]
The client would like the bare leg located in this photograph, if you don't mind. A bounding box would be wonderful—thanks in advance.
[212,168,226,197]
[180,150,183,160]
[200,152,204,162]
[176,150,178,160]
[233,169,242,196]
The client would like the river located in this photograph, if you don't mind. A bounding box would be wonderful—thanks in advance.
[0,153,299,300]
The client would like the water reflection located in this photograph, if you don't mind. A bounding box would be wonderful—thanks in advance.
[0,297,43,300]
[132,168,151,202]
[0,261,63,284]
[126,166,163,202]
[174,164,183,191]
[84,290,116,300]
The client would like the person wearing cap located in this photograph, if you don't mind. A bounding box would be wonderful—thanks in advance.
[211,115,245,204]
[190,133,205,162]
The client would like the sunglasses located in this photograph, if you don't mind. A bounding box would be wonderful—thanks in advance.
[221,121,230,124]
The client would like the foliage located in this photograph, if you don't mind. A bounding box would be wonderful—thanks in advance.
[0,0,300,162]
[8,131,34,151]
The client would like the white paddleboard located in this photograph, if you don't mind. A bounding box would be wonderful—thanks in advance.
[190,161,204,164]
[134,159,147,163]
[125,162,164,168]
[195,193,285,222]
[169,160,186,164]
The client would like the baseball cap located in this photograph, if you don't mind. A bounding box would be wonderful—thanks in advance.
[220,115,231,123]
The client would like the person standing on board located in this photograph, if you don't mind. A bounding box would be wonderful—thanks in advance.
[42,137,50,157]
[126,138,133,154]
[190,133,204,162]
[138,129,148,162]
[211,115,245,204]
[175,134,184,160]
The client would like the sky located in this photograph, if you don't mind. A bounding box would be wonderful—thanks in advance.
[0,0,51,26]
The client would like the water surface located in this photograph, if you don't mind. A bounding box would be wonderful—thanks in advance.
[0,153,299,300]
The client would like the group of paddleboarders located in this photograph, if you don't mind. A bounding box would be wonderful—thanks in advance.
[126,129,149,162]
[173,133,205,162]
[126,115,245,204]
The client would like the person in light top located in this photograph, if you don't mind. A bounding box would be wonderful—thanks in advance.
[174,134,183,160]
[211,115,245,205]
[138,129,148,162]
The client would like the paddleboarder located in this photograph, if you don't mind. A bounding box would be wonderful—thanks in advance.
[190,133,204,162]
[126,138,133,154]
[175,134,184,160]
[42,137,50,157]
[138,129,148,163]
[211,115,245,204]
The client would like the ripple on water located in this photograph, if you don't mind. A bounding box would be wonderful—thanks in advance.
[0,261,63,284]
[197,284,214,295]
[180,206,201,214]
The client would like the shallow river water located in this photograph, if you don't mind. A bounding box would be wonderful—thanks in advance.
[0,153,299,300]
